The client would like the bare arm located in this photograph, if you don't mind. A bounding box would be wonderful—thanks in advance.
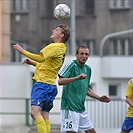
[87,88,111,103]
[58,73,87,85]
[12,44,24,53]
[126,96,133,107]
[22,58,37,66]
[87,88,100,100]
[12,44,45,62]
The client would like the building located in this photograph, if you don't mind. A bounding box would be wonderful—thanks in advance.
[0,0,11,62]
[10,0,132,58]
[0,0,133,133]
[0,56,132,133]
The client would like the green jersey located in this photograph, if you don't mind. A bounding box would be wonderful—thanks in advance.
[58,60,91,113]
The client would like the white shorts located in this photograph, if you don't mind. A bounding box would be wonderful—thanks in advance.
[61,109,94,132]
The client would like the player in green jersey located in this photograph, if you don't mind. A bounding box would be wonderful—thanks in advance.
[58,45,111,133]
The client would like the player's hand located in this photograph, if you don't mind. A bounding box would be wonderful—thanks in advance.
[22,58,34,65]
[99,95,111,103]
[12,44,24,53]
[77,73,87,80]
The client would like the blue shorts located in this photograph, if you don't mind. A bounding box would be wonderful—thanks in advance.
[121,117,133,132]
[31,82,58,112]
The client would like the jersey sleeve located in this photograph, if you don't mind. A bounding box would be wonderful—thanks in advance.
[22,50,45,62]
[125,79,133,98]
[58,61,73,78]
[40,43,64,60]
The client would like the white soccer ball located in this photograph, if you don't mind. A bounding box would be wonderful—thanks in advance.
[54,4,70,20]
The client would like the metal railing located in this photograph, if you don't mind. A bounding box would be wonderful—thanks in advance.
[85,99,127,129]
[0,97,127,129]
[0,97,31,125]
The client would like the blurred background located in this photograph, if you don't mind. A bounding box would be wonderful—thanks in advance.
[0,0,133,133]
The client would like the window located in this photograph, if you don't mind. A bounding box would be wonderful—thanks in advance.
[109,84,120,99]
[11,0,28,12]
[110,0,131,9]
[109,85,117,96]
[85,0,95,14]
[39,0,54,18]
[76,0,96,16]
[110,38,131,55]
[81,40,96,55]
[75,39,96,55]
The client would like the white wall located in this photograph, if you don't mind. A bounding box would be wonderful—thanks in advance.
[0,56,132,127]
[102,57,132,78]
[2,63,32,98]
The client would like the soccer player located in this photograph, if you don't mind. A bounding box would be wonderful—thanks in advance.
[12,24,70,133]
[58,45,111,133]
[120,79,133,133]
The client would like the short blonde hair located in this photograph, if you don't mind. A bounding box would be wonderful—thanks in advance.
[58,24,70,43]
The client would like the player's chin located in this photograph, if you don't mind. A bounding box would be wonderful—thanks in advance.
[81,60,86,63]
[80,61,86,65]
[50,35,53,39]
[51,35,56,40]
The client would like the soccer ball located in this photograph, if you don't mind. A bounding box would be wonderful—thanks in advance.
[54,4,70,20]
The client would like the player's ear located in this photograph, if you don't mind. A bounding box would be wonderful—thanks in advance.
[61,33,64,38]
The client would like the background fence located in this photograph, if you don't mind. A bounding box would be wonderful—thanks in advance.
[0,97,127,129]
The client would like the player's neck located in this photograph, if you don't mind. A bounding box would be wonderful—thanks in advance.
[54,40,64,43]
[76,60,84,67]
[53,38,64,43]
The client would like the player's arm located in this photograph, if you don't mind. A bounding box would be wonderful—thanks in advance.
[22,58,37,66]
[87,88,111,103]
[126,96,133,107]
[58,76,77,85]
[22,50,45,62]
[58,73,87,85]
[87,88,100,100]
[12,44,45,62]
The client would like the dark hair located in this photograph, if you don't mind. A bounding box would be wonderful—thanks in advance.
[76,45,89,54]
[58,24,70,43]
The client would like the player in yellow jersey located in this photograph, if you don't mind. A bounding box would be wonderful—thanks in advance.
[12,24,70,133]
[120,79,133,133]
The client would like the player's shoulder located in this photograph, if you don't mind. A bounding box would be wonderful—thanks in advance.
[129,78,133,85]
[52,42,66,46]
[45,43,60,48]
[52,43,66,50]
[59,60,74,74]
[128,79,133,89]
[42,43,54,50]
[65,60,75,68]
[84,63,91,70]
[62,60,76,70]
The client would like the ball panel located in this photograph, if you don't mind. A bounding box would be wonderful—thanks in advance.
[54,4,70,20]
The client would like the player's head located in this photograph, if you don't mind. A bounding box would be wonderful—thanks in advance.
[51,24,70,43]
[76,45,89,66]
[58,24,70,43]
